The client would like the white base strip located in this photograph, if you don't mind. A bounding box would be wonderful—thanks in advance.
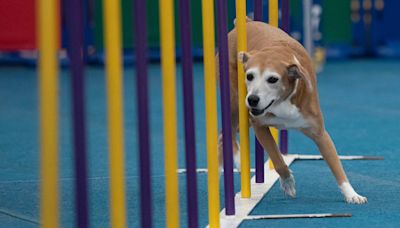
[177,168,255,174]
[216,155,297,228]
[294,154,384,160]
[244,213,352,220]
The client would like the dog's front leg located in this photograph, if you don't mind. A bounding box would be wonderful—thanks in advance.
[253,125,296,197]
[305,129,368,204]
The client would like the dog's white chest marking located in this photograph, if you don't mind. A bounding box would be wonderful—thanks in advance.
[257,100,309,129]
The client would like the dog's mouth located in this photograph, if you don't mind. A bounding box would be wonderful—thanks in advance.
[250,100,274,116]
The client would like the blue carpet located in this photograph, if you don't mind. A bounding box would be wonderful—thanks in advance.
[0,59,399,227]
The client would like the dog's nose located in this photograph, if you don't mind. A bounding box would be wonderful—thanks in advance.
[247,95,260,107]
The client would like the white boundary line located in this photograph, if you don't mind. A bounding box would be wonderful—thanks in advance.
[294,154,384,160]
[244,213,352,220]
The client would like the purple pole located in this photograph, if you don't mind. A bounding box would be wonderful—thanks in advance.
[178,0,199,227]
[254,0,263,21]
[65,0,89,227]
[280,0,290,154]
[281,0,290,33]
[253,0,265,183]
[279,130,288,154]
[133,0,152,227]
[255,139,264,183]
[216,0,235,215]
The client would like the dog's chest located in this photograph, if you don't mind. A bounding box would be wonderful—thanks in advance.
[257,101,309,129]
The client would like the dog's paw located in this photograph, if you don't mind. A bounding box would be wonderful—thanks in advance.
[344,194,368,204]
[279,171,296,198]
[339,182,367,204]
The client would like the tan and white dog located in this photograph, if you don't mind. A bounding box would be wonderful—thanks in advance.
[218,19,367,204]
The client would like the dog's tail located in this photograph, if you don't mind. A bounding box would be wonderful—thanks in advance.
[233,16,252,26]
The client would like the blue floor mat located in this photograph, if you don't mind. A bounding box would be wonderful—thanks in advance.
[0,59,399,227]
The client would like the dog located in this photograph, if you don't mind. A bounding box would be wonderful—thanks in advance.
[217,18,367,204]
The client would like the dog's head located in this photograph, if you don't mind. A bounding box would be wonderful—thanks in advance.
[238,50,312,117]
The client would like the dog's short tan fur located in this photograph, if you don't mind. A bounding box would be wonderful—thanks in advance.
[217,19,367,204]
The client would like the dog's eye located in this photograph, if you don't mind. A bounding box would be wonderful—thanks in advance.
[246,73,254,81]
[267,77,279,84]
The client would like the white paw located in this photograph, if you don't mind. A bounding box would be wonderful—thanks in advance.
[344,194,368,204]
[339,182,368,204]
[279,170,296,198]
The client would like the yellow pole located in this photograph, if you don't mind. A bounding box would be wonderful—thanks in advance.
[103,0,127,226]
[269,0,279,169]
[202,0,220,226]
[38,0,59,226]
[269,0,279,27]
[236,0,251,198]
[160,0,180,227]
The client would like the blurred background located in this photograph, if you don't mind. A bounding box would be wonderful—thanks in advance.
[0,0,399,67]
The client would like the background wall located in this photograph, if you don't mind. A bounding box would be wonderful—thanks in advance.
[0,0,399,65]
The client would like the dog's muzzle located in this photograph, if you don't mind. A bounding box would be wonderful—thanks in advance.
[250,100,274,116]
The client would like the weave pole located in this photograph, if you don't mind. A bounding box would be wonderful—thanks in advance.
[216,0,235,216]
[268,0,280,170]
[236,0,251,198]
[268,0,279,142]
[303,0,313,54]
[103,0,127,226]
[268,0,279,28]
[178,0,199,227]
[202,0,221,226]
[133,0,152,227]
[253,0,265,183]
[279,0,290,154]
[65,0,89,226]
[160,0,180,226]
[37,0,59,226]
[281,0,290,33]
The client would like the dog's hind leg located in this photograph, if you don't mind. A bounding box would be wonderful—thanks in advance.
[218,131,240,173]
[303,129,367,204]
[218,107,240,173]
[253,125,296,197]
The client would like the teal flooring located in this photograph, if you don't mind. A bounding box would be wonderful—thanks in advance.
[0,59,399,227]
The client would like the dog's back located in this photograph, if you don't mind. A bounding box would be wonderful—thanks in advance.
[227,21,313,78]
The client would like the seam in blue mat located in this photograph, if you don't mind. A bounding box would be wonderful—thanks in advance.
[0,208,40,225]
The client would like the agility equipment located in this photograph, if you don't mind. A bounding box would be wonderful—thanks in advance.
[159,0,180,226]
[216,0,236,216]
[65,0,89,227]
[37,1,383,228]
[202,0,220,226]
[103,0,128,226]
[236,0,251,199]
[134,0,152,227]
[38,0,59,226]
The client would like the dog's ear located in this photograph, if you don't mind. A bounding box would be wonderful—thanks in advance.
[287,64,303,79]
[286,55,313,92]
[238,51,251,64]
